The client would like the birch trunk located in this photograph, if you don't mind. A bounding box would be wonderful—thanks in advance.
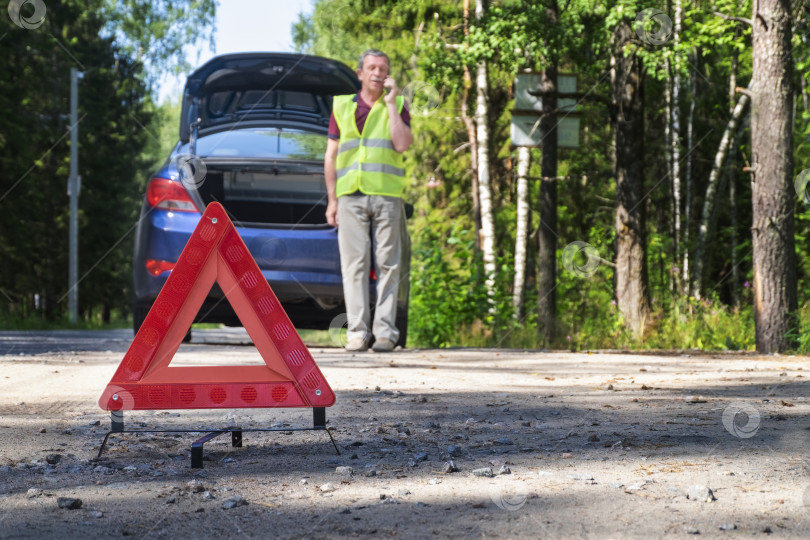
[512,146,530,319]
[671,0,682,292]
[465,68,481,254]
[684,49,696,293]
[664,65,674,293]
[475,0,496,306]
[462,0,481,254]
[750,0,797,352]
[693,93,749,298]
[728,142,741,306]
[728,46,740,306]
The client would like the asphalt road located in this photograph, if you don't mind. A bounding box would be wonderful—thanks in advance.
[0,327,257,356]
[1,330,809,537]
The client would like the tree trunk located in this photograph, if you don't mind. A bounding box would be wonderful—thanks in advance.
[475,0,496,306]
[693,93,749,298]
[671,0,682,292]
[664,63,674,293]
[611,21,650,337]
[750,0,797,352]
[512,146,530,319]
[464,69,481,254]
[537,1,558,342]
[728,45,740,306]
[728,149,740,306]
[462,0,481,254]
[684,49,697,294]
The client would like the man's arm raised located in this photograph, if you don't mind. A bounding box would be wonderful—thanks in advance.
[384,77,413,153]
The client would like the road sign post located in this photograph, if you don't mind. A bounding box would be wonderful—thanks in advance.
[511,72,581,148]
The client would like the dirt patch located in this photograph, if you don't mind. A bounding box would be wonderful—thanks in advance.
[1,335,809,538]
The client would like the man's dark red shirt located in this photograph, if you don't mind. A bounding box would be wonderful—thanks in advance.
[328,94,411,140]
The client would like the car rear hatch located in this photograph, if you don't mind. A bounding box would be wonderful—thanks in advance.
[177,53,359,229]
[180,52,359,144]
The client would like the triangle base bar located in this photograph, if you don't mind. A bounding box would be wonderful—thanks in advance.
[96,408,339,469]
[100,381,310,410]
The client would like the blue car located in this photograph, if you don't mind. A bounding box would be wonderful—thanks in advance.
[132,53,410,346]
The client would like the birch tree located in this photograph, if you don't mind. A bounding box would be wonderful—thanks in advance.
[512,146,531,318]
[475,0,497,308]
[692,91,749,297]
[670,0,683,293]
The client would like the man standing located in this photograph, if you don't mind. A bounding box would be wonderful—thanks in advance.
[324,49,413,352]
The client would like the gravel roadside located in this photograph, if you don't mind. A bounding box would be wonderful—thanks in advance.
[0,332,808,538]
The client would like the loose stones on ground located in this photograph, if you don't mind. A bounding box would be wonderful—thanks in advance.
[222,495,247,509]
[57,497,82,510]
[686,485,715,503]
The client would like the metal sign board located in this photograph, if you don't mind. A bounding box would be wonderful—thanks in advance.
[511,113,542,147]
[511,115,581,148]
[558,74,577,113]
[512,73,580,148]
[558,74,577,94]
[557,116,580,148]
[515,73,543,112]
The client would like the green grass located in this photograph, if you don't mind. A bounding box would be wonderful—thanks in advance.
[296,329,338,348]
[410,297,759,352]
[0,311,130,331]
[5,297,805,353]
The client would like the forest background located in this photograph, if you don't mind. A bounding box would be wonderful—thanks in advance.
[1,0,809,353]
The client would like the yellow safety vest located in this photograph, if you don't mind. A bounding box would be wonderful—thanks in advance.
[333,94,406,197]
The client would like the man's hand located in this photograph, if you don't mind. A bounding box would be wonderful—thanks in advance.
[326,198,338,228]
[383,76,398,105]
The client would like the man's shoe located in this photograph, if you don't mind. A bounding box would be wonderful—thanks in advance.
[371,337,396,353]
[345,337,368,352]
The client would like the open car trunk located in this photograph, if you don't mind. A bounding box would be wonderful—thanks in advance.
[196,159,328,227]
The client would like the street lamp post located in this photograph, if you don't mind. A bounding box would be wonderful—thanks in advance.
[68,67,82,323]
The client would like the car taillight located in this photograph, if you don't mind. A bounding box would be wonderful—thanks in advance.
[145,259,176,276]
[146,177,197,211]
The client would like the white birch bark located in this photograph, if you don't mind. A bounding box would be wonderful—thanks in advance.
[512,146,530,319]
[462,0,481,254]
[728,47,740,305]
[671,0,682,292]
[684,49,696,294]
[693,93,750,298]
[475,0,496,306]
[664,63,674,293]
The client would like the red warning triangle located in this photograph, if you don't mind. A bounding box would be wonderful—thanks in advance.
[99,202,335,411]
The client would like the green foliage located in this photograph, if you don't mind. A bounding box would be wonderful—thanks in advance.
[100,0,217,82]
[0,310,130,331]
[791,300,810,353]
[0,0,206,325]
[643,297,755,351]
[408,221,482,348]
[290,0,806,351]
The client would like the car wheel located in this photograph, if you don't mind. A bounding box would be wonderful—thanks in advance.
[395,303,408,349]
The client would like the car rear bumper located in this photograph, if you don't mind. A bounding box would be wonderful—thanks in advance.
[133,208,344,324]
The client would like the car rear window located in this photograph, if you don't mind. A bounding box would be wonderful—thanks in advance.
[181,128,326,160]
